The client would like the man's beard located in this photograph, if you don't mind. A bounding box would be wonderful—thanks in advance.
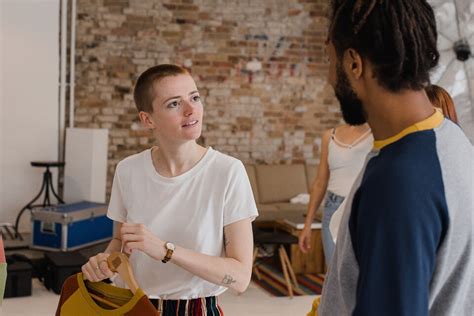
[334,63,367,125]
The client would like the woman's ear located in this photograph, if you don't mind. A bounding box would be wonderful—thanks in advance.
[138,111,156,130]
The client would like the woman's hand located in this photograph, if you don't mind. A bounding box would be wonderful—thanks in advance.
[121,223,165,261]
[298,226,312,253]
[82,252,115,282]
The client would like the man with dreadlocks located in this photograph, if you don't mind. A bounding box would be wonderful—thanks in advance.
[318,1,474,315]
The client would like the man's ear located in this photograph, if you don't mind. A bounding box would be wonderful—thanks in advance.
[344,48,364,80]
[138,111,156,130]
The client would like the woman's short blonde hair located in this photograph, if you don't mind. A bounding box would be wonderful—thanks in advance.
[133,64,189,113]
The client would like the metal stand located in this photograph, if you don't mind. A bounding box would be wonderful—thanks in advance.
[11,161,65,240]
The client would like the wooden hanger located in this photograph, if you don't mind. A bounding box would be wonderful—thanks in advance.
[89,292,121,309]
[107,251,139,294]
[84,251,139,309]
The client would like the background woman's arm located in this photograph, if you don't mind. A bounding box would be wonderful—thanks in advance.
[299,129,331,252]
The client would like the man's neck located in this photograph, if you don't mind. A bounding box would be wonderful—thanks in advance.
[364,88,435,141]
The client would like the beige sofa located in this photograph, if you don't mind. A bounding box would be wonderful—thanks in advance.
[244,164,323,222]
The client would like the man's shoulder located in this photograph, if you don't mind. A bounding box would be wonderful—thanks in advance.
[365,149,427,187]
[362,142,445,206]
[369,131,441,180]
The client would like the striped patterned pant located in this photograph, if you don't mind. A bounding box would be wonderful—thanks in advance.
[150,296,224,316]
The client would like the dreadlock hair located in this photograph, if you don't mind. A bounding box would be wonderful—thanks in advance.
[329,0,439,92]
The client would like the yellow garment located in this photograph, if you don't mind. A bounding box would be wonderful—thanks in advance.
[56,273,157,315]
[373,109,444,150]
[307,296,321,316]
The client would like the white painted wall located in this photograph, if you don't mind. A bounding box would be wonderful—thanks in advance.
[0,0,60,232]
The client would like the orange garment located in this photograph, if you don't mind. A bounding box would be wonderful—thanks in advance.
[56,273,158,315]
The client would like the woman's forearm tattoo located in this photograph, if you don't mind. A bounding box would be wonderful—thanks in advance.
[222,274,236,285]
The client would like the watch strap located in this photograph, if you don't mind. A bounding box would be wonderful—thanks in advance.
[162,242,174,263]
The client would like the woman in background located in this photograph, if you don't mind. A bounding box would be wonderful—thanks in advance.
[299,124,372,264]
[425,84,458,123]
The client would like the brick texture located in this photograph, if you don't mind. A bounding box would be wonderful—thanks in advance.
[73,0,342,195]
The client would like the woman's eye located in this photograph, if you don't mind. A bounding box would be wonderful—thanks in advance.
[192,95,201,102]
[168,101,179,108]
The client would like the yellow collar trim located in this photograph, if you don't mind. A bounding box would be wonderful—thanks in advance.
[373,110,444,150]
[77,273,145,314]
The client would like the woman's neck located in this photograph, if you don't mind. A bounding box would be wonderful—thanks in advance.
[151,141,207,177]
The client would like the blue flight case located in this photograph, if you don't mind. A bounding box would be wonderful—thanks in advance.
[31,201,113,251]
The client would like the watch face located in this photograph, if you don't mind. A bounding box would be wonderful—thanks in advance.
[166,242,176,251]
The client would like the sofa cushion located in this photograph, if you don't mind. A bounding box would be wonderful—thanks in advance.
[255,164,308,203]
[244,164,260,203]
[305,164,317,189]
[256,208,298,222]
[254,204,279,222]
[256,203,279,212]
[274,203,323,223]
[273,203,308,212]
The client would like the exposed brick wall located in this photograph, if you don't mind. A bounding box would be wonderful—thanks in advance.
[74,0,342,195]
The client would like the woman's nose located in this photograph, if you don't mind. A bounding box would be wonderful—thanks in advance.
[182,100,194,116]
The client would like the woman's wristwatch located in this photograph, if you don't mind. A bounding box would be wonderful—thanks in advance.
[162,241,175,263]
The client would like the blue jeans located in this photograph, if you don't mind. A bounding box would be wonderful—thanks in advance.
[322,191,345,265]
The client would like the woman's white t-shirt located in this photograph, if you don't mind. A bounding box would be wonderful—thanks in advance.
[107,147,258,299]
